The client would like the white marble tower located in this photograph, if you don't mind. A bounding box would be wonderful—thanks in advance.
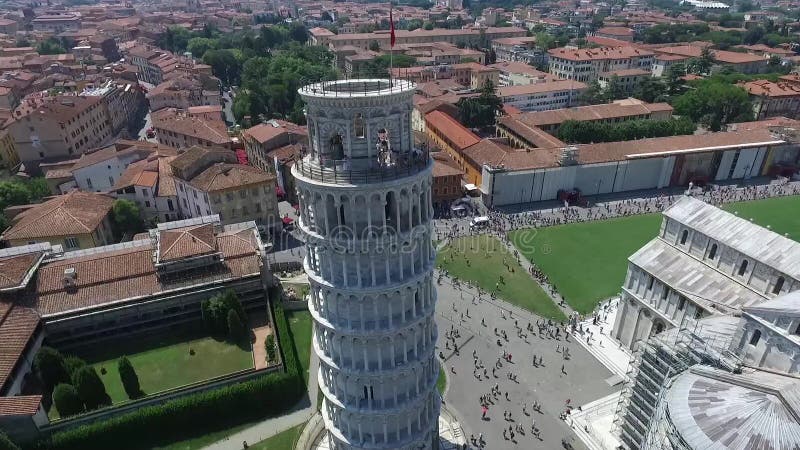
[293,79,440,450]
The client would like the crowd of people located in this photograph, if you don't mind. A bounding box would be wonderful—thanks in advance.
[435,180,800,242]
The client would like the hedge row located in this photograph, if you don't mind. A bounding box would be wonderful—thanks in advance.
[41,303,305,450]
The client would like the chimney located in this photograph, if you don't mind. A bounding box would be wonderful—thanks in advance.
[63,267,77,287]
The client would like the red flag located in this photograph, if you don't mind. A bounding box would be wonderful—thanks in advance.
[389,5,396,48]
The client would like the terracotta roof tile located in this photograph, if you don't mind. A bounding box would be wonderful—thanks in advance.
[0,252,43,290]
[0,305,40,392]
[424,111,480,151]
[3,191,114,241]
[159,224,217,261]
[0,395,42,417]
[188,164,275,192]
[243,120,307,144]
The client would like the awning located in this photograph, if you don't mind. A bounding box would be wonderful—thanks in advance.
[282,216,295,225]
[464,183,478,191]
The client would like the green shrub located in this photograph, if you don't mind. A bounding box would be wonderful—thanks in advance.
[72,366,110,411]
[117,357,141,400]
[201,290,247,335]
[265,335,276,363]
[272,303,300,378]
[34,347,70,392]
[52,384,83,418]
[0,431,19,450]
[46,372,303,450]
[64,356,87,378]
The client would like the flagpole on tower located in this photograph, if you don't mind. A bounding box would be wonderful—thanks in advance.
[389,1,395,84]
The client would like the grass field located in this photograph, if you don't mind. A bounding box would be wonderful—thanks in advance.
[507,195,800,315]
[509,214,662,314]
[437,235,565,320]
[89,335,254,406]
[249,423,305,450]
[722,196,800,241]
[285,310,313,384]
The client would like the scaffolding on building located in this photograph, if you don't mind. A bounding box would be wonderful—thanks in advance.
[611,317,743,450]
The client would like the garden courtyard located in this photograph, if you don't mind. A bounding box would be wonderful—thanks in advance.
[441,195,800,318]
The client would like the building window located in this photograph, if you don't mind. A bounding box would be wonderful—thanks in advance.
[145,201,150,207]
[239,190,247,199]
[108,176,114,185]
[738,260,749,276]
[680,230,688,245]
[647,276,654,291]
[86,178,93,189]
[678,296,686,311]
[749,329,761,346]
[242,206,248,215]
[168,199,174,211]
[256,203,262,212]
[195,205,201,215]
[64,237,79,249]
[708,243,718,260]
[773,276,785,295]
[226,193,234,201]
[213,195,221,204]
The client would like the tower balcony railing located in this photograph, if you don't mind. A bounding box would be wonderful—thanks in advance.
[294,147,431,185]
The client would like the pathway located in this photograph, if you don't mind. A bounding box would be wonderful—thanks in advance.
[251,325,273,371]
[203,349,320,450]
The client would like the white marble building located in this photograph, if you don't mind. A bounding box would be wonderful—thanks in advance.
[293,79,440,450]
[613,195,800,350]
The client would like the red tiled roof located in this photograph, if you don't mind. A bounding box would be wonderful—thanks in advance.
[0,305,40,392]
[424,111,480,151]
[0,395,42,417]
[159,224,217,261]
[3,191,114,241]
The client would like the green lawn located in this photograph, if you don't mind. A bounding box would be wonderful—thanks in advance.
[248,423,305,450]
[153,420,261,450]
[722,196,800,241]
[89,335,253,406]
[507,195,800,315]
[509,214,662,314]
[285,310,313,384]
[437,235,565,320]
[437,363,447,396]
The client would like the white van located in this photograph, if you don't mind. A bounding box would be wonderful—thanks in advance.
[470,216,490,229]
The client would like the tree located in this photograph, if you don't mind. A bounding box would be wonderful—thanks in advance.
[665,62,686,96]
[456,79,503,129]
[203,49,242,86]
[64,356,87,378]
[289,22,308,43]
[186,37,218,59]
[673,81,753,131]
[0,182,30,211]
[72,366,110,411]
[36,37,66,55]
[633,77,668,103]
[423,21,434,30]
[201,290,247,336]
[227,309,247,342]
[535,32,556,50]
[118,356,142,399]
[578,80,606,105]
[34,346,70,392]
[111,199,143,236]
[688,47,714,75]
[52,383,83,417]
[603,75,628,102]
[369,40,381,52]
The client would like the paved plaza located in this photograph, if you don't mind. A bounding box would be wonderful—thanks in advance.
[434,277,621,450]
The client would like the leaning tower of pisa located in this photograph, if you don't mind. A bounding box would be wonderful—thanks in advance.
[292,79,440,450]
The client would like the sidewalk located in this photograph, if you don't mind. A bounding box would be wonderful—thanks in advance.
[202,351,320,450]
[573,298,633,381]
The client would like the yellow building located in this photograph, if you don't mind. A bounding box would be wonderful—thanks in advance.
[2,191,115,250]
[0,129,20,170]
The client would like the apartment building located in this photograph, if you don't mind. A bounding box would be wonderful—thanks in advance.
[241,120,307,173]
[548,46,655,83]
[152,108,232,150]
[147,75,221,112]
[44,140,172,194]
[0,129,19,170]
[126,46,180,85]
[653,45,768,74]
[594,26,635,42]
[6,95,113,165]
[597,68,651,95]
[496,80,587,112]
[1,190,115,250]
[170,146,279,228]
[743,80,800,120]
[31,13,80,33]
[431,152,464,205]
[488,61,561,86]
[114,150,181,223]
[327,27,526,51]
[80,79,146,135]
